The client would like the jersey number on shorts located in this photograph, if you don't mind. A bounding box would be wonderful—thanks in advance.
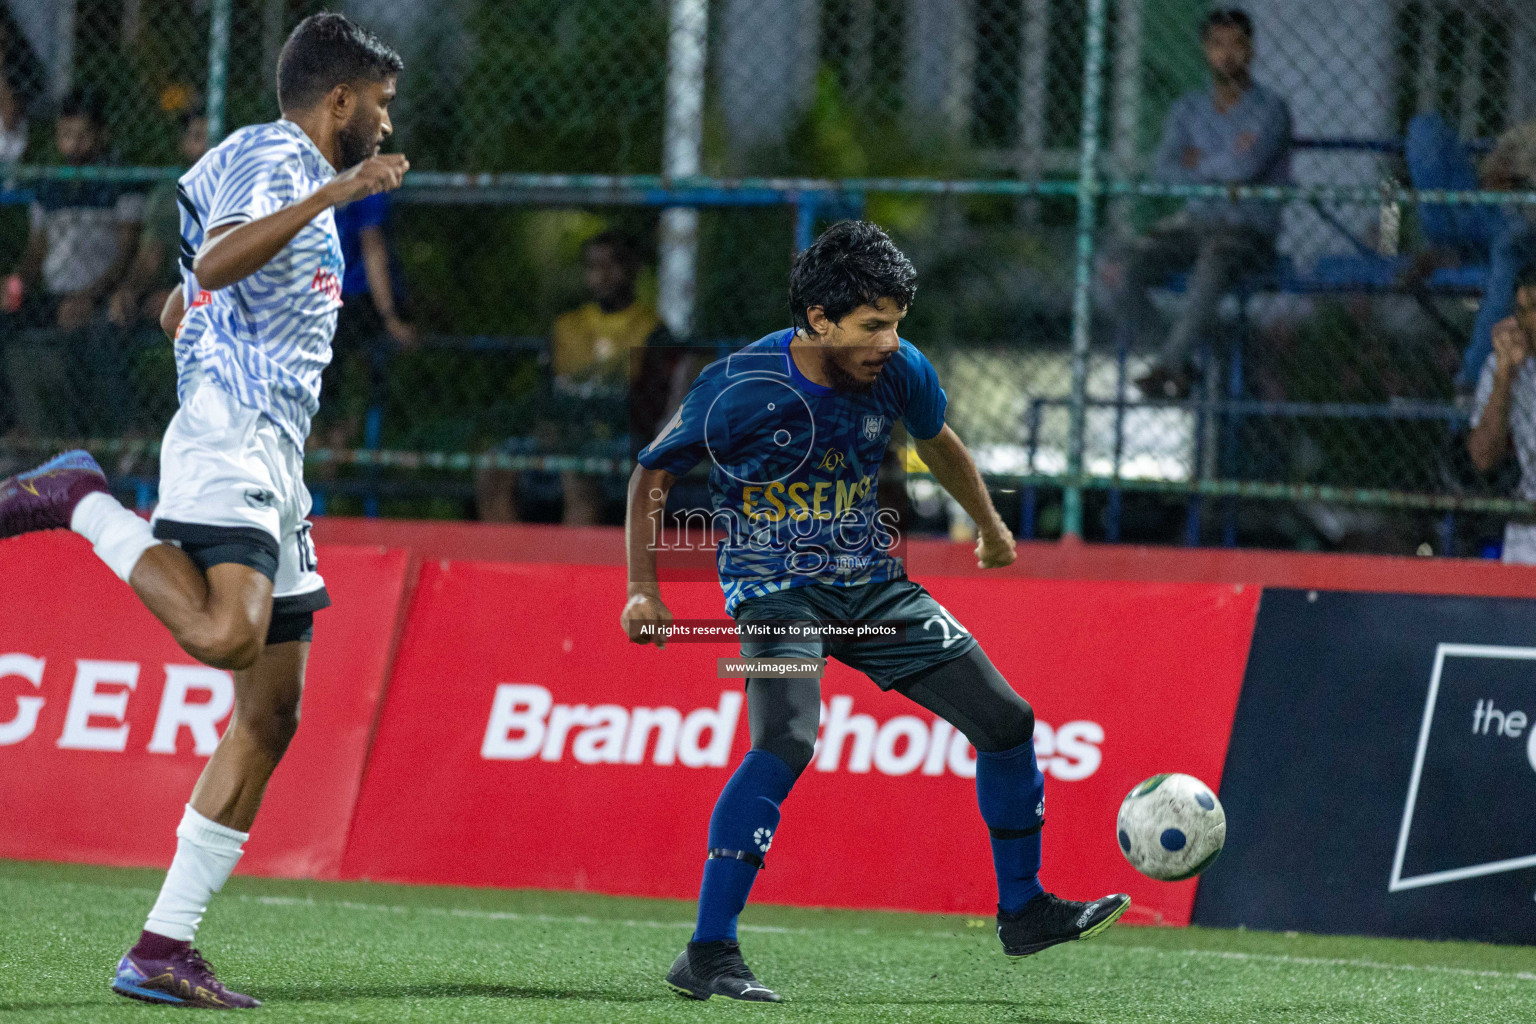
[296,523,317,573]
[922,605,970,649]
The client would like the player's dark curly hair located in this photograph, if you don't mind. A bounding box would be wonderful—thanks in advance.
[789,220,917,334]
[277,13,403,113]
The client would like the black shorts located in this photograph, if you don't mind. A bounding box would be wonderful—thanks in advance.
[733,577,977,690]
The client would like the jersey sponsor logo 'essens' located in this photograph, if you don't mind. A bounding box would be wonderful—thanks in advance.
[739,475,880,524]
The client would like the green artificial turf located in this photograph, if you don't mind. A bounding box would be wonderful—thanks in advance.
[2,859,1534,1022]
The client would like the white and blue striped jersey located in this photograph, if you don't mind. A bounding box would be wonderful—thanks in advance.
[174,118,342,448]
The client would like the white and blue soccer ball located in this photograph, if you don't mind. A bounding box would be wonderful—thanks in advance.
[1116,773,1226,881]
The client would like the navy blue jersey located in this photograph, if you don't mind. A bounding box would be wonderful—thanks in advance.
[637,329,947,615]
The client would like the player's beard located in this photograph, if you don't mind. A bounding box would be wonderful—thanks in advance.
[824,351,875,394]
[336,112,380,170]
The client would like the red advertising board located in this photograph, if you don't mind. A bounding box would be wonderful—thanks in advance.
[341,561,1258,924]
[0,532,410,878]
[17,514,1536,929]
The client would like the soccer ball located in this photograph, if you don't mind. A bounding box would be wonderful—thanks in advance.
[1116,773,1226,881]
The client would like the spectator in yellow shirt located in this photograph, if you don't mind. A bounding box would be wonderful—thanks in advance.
[552,238,665,380]
[478,230,678,524]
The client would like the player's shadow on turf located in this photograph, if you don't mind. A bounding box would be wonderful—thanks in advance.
[253,982,668,1004]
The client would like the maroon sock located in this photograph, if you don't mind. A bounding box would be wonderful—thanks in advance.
[130,930,190,960]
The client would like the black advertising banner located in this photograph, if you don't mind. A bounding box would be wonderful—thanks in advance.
[1193,588,1536,943]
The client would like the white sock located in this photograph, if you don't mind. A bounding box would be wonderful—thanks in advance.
[143,805,249,942]
[70,491,159,583]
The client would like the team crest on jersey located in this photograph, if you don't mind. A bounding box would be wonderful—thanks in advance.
[816,448,847,472]
[861,415,886,441]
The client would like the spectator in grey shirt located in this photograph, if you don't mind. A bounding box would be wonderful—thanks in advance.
[3,88,144,439]
[1468,261,1536,564]
[1118,8,1292,399]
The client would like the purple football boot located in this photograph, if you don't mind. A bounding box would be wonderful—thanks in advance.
[112,943,261,1009]
[0,449,108,539]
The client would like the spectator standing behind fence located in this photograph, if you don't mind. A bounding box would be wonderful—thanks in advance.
[7,89,144,329]
[1115,8,1292,400]
[311,190,416,466]
[1468,263,1536,564]
[4,88,144,438]
[477,230,676,525]
[335,190,415,350]
[109,111,210,330]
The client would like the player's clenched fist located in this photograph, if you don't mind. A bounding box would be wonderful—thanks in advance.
[621,591,673,648]
[326,153,409,205]
[975,524,1016,569]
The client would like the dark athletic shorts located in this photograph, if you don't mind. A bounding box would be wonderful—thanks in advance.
[733,577,978,690]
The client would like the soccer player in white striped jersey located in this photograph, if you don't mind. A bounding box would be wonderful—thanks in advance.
[0,13,406,1009]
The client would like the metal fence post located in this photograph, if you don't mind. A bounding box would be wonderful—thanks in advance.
[659,0,709,339]
[207,0,233,142]
[51,0,76,104]
[1063,0,1110,539]
[1108,0,1144,238]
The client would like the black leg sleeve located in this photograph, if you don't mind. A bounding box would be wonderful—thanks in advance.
[745,678,822,778]
[891,646,1035,753]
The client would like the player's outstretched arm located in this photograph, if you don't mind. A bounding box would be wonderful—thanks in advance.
[913,424,1017,569]
[193,154,409,291]
[622,465,675,647]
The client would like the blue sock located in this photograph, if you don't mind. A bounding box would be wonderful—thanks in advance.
[975,739,1046,914]
[693,750,798,943]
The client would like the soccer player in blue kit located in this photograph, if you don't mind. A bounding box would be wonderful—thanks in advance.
[622,221,1130,1002]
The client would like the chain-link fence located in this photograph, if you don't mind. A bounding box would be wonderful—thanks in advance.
[3,0,1536,555]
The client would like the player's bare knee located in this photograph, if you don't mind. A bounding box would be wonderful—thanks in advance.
[191,646,241,672]
[200,620,264,671]
[177,621,256,670]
